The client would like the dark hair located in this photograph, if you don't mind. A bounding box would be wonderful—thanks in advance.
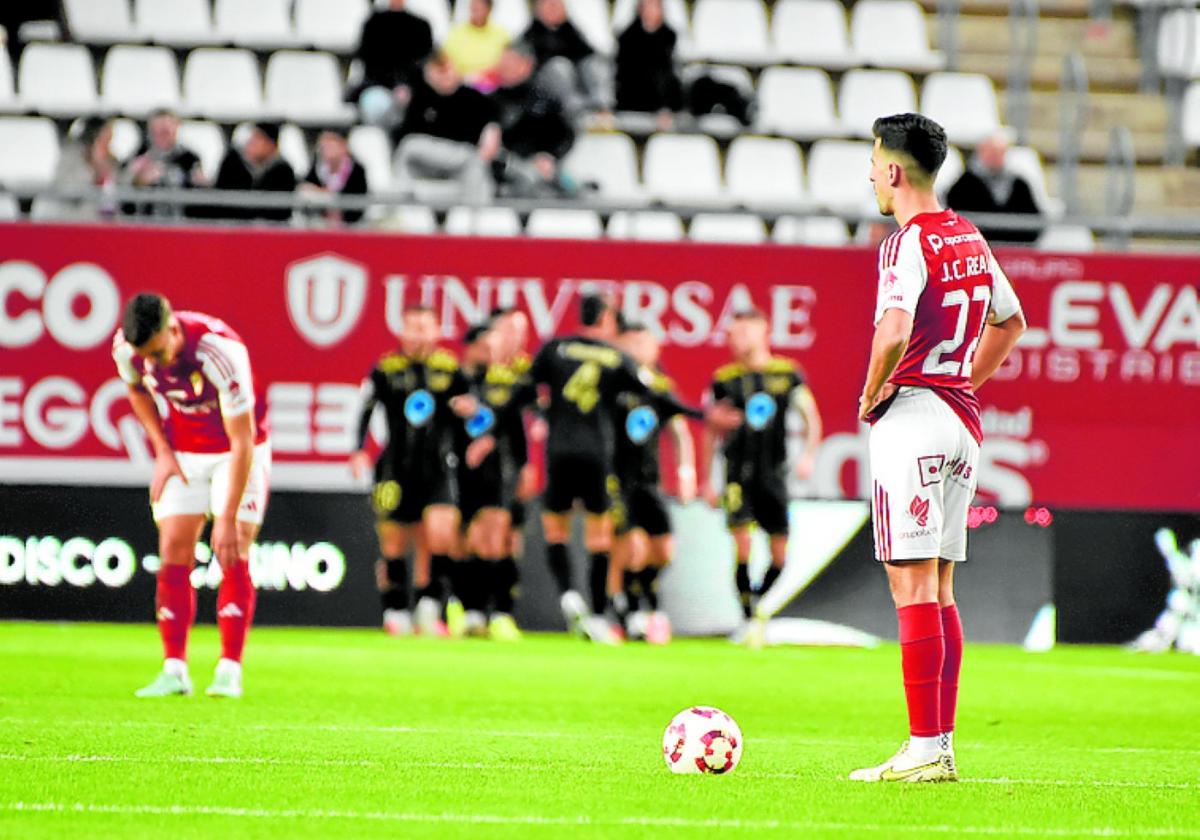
[253,121,281,144]
[490,306,515,318]
[148,107,178,122]
[73,116,112,150]
[122,293,171,347]
[579,294,610,327]
[463,323,491,345]
[871,113,948,183]
[731,306,767,322]
[618,316,648,334]
[403,303,435,316]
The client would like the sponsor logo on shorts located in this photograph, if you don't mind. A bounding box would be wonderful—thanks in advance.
[908,494,930,528]
[917,455,945,487]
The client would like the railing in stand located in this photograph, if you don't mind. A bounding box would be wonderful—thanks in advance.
[1059,51,1089,217]
[1104,125,1135,249]
[1007,0,1040,146]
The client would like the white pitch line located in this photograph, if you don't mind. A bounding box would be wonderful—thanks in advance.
[3,801,1200,837]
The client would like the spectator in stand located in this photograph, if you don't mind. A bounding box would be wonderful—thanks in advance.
[301,128,369,227]
[353,0,434,123]
[489,44,577,197]
[196,122,296,223]
[443,0,510,90]
[947,129,1041,245]
[394,54,501,204]
[122,108,202,218]
[521,0,613,117]
[615,0,682,130]
[39,116,119,221]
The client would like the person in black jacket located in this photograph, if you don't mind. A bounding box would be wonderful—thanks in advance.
[946,131,1041,245]
[355,0,434,94]
[520,0,613,116]
[301,128,369,226]
[123,109,203,219]
[195,122,296,223]
[615,0,682,126]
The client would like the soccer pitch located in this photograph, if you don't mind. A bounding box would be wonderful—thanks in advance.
[0,623,1197,839]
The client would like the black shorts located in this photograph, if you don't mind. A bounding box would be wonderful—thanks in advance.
[723,473,789,537]
[457,467,517,527]
[509,499,527,529]
[372,470,456,526]
[613,482,672,537]
[543,454,613,516]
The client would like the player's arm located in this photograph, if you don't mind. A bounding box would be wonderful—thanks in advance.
[668,415,697,503]
[349,368,383,480]
[972,255,1027,391]
[858,309,913,422]
[697,382,722,508]
[113,337,184,503]
[791,383,823,480]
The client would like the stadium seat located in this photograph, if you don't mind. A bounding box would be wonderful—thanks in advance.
[563,132,645,204]
[935,145,964,200]
[265,51,356,125]
[527,208,604,238]
[110,118,143,162]
[408,0,454,44]
[725,136,806,209]
[567,0,615,54]
[771,0,855,70]
[1157,9,1200,78]
[1037,224,1095,253]
[689,212,768,243]
[807,138,878,215]
[772,215,851,246]
[134,0,219,46]
[0,51,19,113]
[378,205,438,233]
[349,125,394,192]
[278,124,311,178]
[920,72,1000,145]
[607,210,686,240]
[18,43,98,117]
[444,206,523,237]
[452,0,531,40]
[755,67,842,140]
[214,0,300,49]
[177,120,227,180]
[101,46,182,117]
[850,0,944,71]
[294,0,372,53]
[64,0,138,44]
[0,192,19,221]
[691,0,771,65]
[839,69,917,139]
[1006,145,1061,217]
[1183,82,1200,147]
[642,133,726,205]
[182,49,264,122]
[0,117,61,189]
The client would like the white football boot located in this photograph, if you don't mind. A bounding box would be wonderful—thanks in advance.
[849,740,957,782]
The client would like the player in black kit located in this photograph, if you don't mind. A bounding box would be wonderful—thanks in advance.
[698,307,824,648]
[350,305,475,637]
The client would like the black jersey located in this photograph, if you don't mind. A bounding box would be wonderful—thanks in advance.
[455,360,533,480]
[709,357,805,483]
[529,335,648,462]
[613,369,702,487]
[356,348,470,479]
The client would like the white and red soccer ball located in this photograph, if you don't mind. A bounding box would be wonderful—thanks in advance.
[662,706,743,775]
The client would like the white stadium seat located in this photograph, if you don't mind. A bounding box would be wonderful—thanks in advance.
[214,0,300,49]
[567,0,615,54]
[1158,9,1200,78]
[444,206,523,237]
[689,212,767,243]
[349,125,394,192]
[1183,81,1200,147]
[0,117,61,189]
[18,43,98,116]
[850,0,944,71]
[725,136,806,209]
[772,215,851,246]
[408,0,454,44]
[110,117,143,162]
[935,145,964,200]
[642,133,725,205]
[772,0,855,70]
[691,0,771,65]
[755,67,842,140]
[182,49,265,121]
[378,205,438,233]
[134,0,219,46]
[295,0,371,53]
[265,51,356,125]
[278,123,311,178]
[0,192,20,221]
[607,210,686,241]
[921,72,1000,145]
[1006,145,1061,217]
[0,51,19,113]
[807,139,877,215]
[563,132,644,204]
[452,0,531,40]
[1038,224,1095,253]
[101,46,182,116]
[838,69,917,139]
[526,208,605,239]
[177,120,227,181]
[64,0,138,44]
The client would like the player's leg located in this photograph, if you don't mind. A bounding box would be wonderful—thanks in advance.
[473,507,521,641]
[136,512,205,697]
[371,476,413,635]
[751,478,790,620]
[418,502,460,637]
[583,509,619,644]
[636,486,674,645]
[937,559,961,776]
[542,458,589,633]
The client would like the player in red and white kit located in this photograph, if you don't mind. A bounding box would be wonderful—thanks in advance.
[851,114,1026,781]
[113,294,270,699]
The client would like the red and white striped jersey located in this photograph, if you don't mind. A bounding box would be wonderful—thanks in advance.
[873,209,1022,443]
[112,311,270,453]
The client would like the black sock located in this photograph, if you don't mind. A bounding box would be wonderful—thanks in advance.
[379,557,409,612]
[588,551,609,615]
[622,569,641,608]
[758,565,782,598]
[493,556,518,615]
[735,562,753,619]
[638,566,661,611]
[432,554,452,601]
[457,556,485,611]
[547,542,571,594]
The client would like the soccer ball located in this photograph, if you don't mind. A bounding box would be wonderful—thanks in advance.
[662,706,743,775]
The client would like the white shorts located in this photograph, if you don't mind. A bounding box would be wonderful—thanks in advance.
[868,388,978,563]
[152,441,272,525]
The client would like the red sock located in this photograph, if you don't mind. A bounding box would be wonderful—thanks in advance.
[217,560,256,663]
[897,602,944,738]
[156,564,195,661]
[940,604,964,734]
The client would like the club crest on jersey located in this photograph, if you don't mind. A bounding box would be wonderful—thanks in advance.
[626,405,660,444]
[404,389,435,427]
[466,405,496,439]
[745,392,776,431]
[285,253,367,348]
[908,494,930,528]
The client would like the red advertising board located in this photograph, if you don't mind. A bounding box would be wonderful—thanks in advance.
[1,222,1197,510]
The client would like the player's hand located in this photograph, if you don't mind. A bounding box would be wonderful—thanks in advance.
[150,450,186,503]
[348,450,371,481]
[677,466,697,504]
[528,417,548,444]
[795,451,816,481]
[211,515,240,570]
[450,395,478,418]
[699,482,720,509]
[465,435,496,469]
[858,383,897,423]
[517,463,538,500]
[705,401,743,433]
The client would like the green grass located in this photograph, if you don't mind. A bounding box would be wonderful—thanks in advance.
[0,623,1198,839]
